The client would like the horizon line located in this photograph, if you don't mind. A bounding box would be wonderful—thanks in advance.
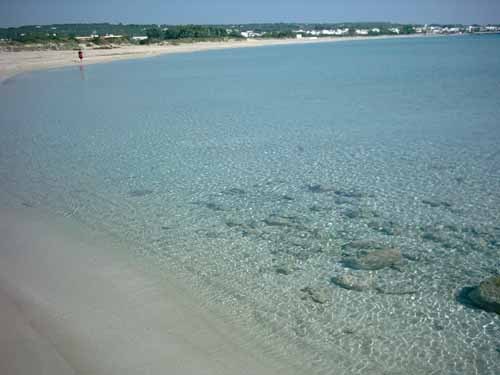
[2,20,500,29]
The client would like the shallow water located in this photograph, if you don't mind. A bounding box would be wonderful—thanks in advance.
[1,35,499,374]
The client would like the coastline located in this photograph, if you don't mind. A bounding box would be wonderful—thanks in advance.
[0,34,434,83]
[0,32,435,375]
[0,196,299,375]
[1,33,499,375]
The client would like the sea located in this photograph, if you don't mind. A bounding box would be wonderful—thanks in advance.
[1,35,499,374]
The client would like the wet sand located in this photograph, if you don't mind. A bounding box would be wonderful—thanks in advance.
[0,200,296,375]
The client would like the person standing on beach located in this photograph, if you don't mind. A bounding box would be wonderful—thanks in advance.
[78,49,83,63]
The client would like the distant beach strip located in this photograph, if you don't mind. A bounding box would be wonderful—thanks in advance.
[0,33,437,83]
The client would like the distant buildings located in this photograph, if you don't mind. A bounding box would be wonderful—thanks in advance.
[102,34,123,39]
[335,28,350,36]
[240,30,264,38]
[75,34,99,41]
[38,23,500,42]
[485,25,499,32]
[232,23,500,40]
[75,33,125,42]
[292,28,349,37]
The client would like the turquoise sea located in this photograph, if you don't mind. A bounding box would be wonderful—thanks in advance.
[1,35,499,374]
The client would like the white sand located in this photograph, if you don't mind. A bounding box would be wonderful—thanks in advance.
[0,201,297,375]
[0,34,432,83]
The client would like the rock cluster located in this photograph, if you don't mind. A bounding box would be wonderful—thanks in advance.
[331,274,373,291]
[342,244,402,271]
[300,286,330,304]
[420,223,499,253]
[466,276,500,314]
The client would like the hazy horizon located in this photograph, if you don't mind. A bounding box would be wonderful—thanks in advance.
[2,20,500,29]
[1,0,499,28]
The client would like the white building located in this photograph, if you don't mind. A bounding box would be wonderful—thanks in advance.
[241,31,264,38]
[335,28,349,36]
[75,34,99,41]
[355,29,369,35]
[307,30,321,36]
[132,36,148,41]
[320,29,336,35]
[103,34,124,39]
[389,27,400,34]
[429,26,443,34]
[371,28,381,33]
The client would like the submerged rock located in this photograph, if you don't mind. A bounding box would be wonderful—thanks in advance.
[300,286,330,304]
[225,219,257,236]
[342,207,377,219]
[422,230,448,243]
[334,189,364,199]
[274,262,299,275]
[342,240,385,250]
[273,257,299,275]
[263,215,294,227]
[374,285,417,295]
[467,276,500,314]
[334,196,355,205]
[422,199,453,209]
[221,187,246,195]
[368,220,402,236]
[275,265,293,275]
[342,248,402,271]
[331,274,373,291]
[420,227,458,249]
[263,214,308,231]
[309,205,321,212]
[204,202,226,211]
[306,184,335,193]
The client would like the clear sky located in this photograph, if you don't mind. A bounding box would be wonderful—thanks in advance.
[1,0,499,27]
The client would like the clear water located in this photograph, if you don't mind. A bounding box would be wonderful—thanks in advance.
[1,35,499,374]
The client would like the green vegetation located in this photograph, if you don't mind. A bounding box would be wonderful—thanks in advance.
[0,23,152,41]
[260,30,295,39]
[1,21,497,49]
[163,25,239,40]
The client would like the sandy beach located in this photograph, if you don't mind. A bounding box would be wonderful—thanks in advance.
[0,197,298,375]
[0,34,431,83]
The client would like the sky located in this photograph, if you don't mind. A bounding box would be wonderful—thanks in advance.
[1,0,499,27]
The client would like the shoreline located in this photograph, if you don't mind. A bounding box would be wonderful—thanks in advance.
[0,34,436,83]
[0,196,299,375]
